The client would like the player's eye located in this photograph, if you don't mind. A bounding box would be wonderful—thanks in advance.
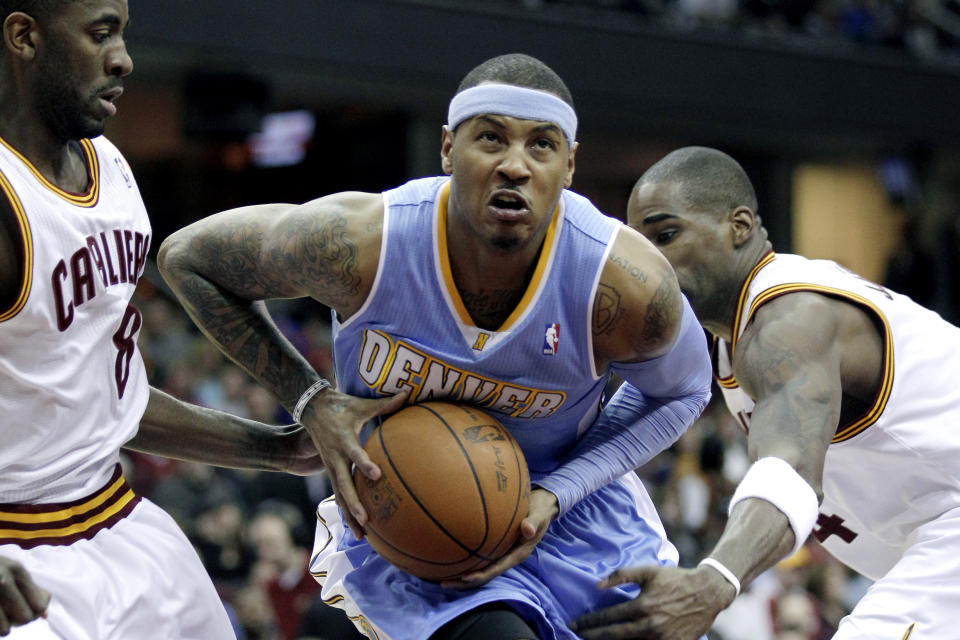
[655,228,678,244]
[532,138,556,151]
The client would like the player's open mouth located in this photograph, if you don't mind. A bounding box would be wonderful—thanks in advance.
[487,190,530,220]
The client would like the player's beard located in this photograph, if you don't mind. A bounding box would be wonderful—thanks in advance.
[34,46,105,142]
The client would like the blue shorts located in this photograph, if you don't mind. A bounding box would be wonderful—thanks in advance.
[310,472,679,640]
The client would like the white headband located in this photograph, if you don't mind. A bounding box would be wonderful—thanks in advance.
[447,83,577,144]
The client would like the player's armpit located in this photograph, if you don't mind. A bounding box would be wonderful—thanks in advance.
[0,187,25,315]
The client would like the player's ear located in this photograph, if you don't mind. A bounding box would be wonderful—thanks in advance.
[440,125,454,175]
[3,12,39,61]
[563,141,578,188]
[730,206,756,248]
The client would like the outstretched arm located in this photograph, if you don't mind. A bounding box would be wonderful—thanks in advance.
[572,292,847,639]
[125,386,324,475]
[158,192,406,536]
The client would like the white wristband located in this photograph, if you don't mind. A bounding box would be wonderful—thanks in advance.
[698,558,740,597]
[728,457,820,556]
[291,379,331,424]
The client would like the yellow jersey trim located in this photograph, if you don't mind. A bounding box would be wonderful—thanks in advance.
[710,335,739,389]
[0,136,100,206]
[0,475,126,524]
[742,283,894,444]
[436,181,560,331]
[0,490,135,540]
[0,170,32,321]
[729,250,776,356]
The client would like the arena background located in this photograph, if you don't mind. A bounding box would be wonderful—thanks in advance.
[108,2,960,638]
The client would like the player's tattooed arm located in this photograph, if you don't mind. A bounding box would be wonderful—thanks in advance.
[733,291,844,494]
[158,191,383,408]
[593,226,683,366]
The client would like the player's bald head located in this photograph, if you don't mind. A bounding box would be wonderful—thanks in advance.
[635,146,758,217]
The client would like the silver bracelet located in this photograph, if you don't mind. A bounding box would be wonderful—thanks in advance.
[292,379,332,424]
[698,557,741,597]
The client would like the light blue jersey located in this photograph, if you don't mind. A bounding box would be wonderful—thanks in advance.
[313,177,682,640]
[333,176,616,473]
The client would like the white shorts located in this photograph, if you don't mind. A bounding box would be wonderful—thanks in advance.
[0,467,235,639]
[833,506,960,639]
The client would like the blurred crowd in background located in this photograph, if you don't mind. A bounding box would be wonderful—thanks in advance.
[515,0,960,63]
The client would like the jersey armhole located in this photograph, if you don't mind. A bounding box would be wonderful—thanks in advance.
[0,169,32,321]
[744,285,893,443]
[336,192,389,330]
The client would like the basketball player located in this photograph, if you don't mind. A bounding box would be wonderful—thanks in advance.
[158,54,713,639]
[571,146,960,639]
[0,1,324,637]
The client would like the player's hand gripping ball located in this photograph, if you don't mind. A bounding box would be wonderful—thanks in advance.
[354,401,530,581]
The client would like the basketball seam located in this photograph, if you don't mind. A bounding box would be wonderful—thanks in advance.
[378,403,495,560]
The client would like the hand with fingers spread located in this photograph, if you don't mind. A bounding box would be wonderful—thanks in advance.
[0,558,50,636]
[569,564,735,640]
[441,488,558,590]
[298,388,410,539]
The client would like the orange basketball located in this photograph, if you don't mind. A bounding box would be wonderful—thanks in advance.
[354,401,530,581]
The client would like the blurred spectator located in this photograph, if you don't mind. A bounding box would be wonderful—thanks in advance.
[248,503,322,640]
[138,295,196,381]
[234,584,282,640]
[194,484,255,594]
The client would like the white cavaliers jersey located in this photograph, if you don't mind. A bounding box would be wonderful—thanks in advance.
[0,136,150,503]
[715,252,960,580]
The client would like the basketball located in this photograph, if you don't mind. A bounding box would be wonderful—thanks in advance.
[354,401,530,581]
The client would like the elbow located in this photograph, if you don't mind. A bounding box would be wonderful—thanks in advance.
[638,274,686,360]
[156,232,188,288]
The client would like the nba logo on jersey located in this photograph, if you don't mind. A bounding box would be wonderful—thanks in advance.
[543,323,560,355]
[114,157,133,188]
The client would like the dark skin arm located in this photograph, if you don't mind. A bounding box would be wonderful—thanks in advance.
[572,291,882,639]
[0,194,23,315]
[442,226,685,589]
[124,386,324,475]
[0,192,50,635]
[157,192,407,539]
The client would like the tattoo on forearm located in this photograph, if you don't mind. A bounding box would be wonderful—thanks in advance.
[593,283,622,336]
[178,276,311,408]
[167,211,361,407]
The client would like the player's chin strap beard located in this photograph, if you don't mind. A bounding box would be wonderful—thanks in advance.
[447,83,578,145]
